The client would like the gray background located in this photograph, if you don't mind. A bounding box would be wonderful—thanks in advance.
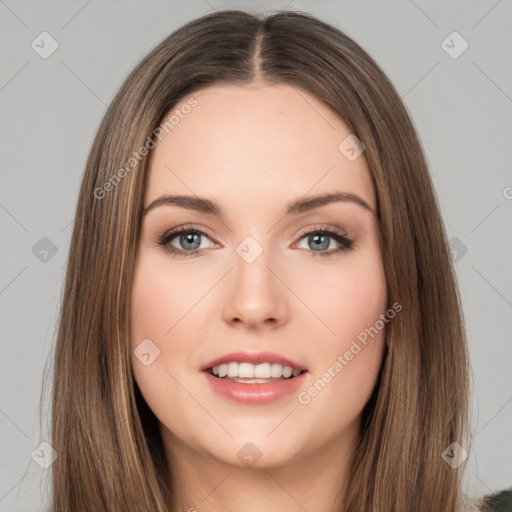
[1,0,511,510]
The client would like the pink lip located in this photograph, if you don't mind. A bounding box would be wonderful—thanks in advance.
[202,370,307,404]
[201,351,307,372]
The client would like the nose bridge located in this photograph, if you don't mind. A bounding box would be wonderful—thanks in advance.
[222,232,289,327]
[233,232,275,299]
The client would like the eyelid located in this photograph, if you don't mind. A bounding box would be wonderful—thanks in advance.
[161,224,219,242]
[294,223,346,238]
[157,222,354,257]
[160,224,220,249]
[160,223,348,244]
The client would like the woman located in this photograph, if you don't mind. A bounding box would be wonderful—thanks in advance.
[50,8,483,511]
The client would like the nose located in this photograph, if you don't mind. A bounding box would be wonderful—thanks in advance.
[222,245,290,331]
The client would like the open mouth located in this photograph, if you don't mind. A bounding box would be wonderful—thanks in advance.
[202,359,308,403]
[205,362,306,384]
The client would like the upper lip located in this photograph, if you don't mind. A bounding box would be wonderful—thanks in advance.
[201,351,308,372]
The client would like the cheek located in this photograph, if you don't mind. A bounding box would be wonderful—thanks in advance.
[293,245,388,346]
[130,253,193,388]
[130,252,204,346]
[129,254,203,432]
[292,246,388,415]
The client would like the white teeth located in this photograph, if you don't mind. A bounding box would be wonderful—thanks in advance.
[270,364,284,378]
[210,362,303,379]
[254,363,270,378]
[227,362,238,377]
[238,363,254,378]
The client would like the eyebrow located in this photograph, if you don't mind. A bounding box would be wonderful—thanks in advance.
[143,191,375,218]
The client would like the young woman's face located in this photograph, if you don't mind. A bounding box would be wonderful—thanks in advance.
[131,83,388,470]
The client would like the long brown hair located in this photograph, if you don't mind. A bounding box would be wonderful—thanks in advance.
[49,8,475,511]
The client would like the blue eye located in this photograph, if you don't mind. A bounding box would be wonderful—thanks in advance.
[157,226,355,258]
[295,229,355,257]
[157,226,215,258]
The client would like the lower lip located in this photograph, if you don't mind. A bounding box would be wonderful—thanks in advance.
[202,371,307,404]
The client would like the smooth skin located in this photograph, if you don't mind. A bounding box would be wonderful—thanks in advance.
[131,83,388,512]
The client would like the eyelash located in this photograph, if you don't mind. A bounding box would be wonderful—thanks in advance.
[156,225,355,259]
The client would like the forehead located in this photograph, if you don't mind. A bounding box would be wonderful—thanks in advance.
[145,83,375,216]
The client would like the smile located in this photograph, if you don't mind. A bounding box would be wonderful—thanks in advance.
[208,362,304,382]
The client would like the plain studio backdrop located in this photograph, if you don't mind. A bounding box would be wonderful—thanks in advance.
[0,1,511,510]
